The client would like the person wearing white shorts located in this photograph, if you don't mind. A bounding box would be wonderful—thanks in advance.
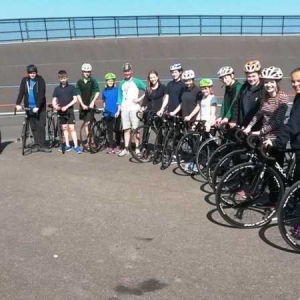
[116,63,146,157]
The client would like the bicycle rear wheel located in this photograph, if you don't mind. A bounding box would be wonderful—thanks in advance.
[216,162,284,228]
[130,125,157,163]
[278,180,300,252]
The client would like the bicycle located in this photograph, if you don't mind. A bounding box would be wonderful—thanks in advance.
[129,111,161,163]
[215,135,295,228]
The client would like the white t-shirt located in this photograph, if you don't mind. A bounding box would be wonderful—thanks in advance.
[200,94,217,121]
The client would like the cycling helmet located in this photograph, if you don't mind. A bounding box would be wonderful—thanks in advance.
[261,66,283,80]
[199,78,213,88]
[104,73,116,80]
[81,63,92,72]
[217,66,234,78]
[123,63,132,71]
[182,70,195,80]
[26,64,38,73]
[244,60,261,73]
[169,63,182,72]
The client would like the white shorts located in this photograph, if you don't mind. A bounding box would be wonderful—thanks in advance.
[121,109,140,130]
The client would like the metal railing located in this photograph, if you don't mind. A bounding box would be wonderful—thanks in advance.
[0,15,300,43]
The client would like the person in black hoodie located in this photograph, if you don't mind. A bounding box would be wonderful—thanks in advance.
[15,64,51,152]
[230,60,265,131]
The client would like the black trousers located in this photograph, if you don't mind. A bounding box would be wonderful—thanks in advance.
[28,109,46,147]
[105,116,122,148]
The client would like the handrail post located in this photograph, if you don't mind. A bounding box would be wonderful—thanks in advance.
[92,17,95,38]
[199,16,202,35]
[220,16,222,35]
[282,16,285,35]
[158,16,161,36]
[240,16,243,35]
[44,18,48,41]
[261,16,264,36]
[136,16,139,37]
[178,15,181,35]
[68,18,72,39]
[18,19,24,42]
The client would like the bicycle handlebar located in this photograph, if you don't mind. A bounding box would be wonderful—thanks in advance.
[258,146,276,161]
[234,129,247,144]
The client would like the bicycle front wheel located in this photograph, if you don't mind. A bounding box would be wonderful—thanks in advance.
[175,132,202,175]
[89,120,107,153]
[216,162,284,228]
[278,180,300,252]
[161,129,175,170]
[47,117,56,148]
[130,125,157,163]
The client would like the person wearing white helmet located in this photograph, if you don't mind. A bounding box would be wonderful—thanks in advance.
[244,66,288,166]
[170,70,202,122]
[75,63,100,148]
[230,60,265,130]
[215,66,242,126]
[157,63,185,116]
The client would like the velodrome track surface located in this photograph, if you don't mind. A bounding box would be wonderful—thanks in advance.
[1,36,300,300]
[1,36,300,113]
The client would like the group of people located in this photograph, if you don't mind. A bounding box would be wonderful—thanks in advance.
[14,60,300,184]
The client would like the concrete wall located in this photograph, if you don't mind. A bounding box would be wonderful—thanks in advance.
[1,36,300,112]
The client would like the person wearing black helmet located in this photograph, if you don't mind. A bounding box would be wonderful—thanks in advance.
[15,64,51,152]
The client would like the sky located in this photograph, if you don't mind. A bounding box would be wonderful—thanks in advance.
[0,0,300,19]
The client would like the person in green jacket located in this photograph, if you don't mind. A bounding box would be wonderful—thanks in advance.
[214,66,242,126]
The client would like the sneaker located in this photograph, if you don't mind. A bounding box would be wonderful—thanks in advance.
[112,146,120,154]
[171,155,177,164]
[135,148,141,155]
[74,146,82,154]
[106,147,113,154]
[59,145,72,152]
[118,149,129,157]
[236,190,246,198]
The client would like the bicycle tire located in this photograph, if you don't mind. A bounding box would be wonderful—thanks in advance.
[161,129,175,170]
[153,123,168,165]
[80,120,93,152]
[130,125,157,163]
[206,141,236,185]
[47,117,56,148]
[89,120,107,153]
[21,119,29,156]
[56,117,65,154]
[215,162,284,228]
[175,131,202,175]
[211,148,250,192]
[195,137,220,180]
[277,180,300,252]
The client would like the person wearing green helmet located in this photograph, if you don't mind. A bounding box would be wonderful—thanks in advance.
[102,72,122,153]
[199,78,217,132]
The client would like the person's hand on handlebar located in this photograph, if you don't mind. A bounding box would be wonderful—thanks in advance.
[61,106,68,112]
[220,118,229,124]
[251,131,260,136]
[81,104,88,110]
[184,115,191,122]
[169,111,176,116]
[15,105,22,111]
[214,118,221,126]
[263,139,273,147]
[157,109,163,117]
[243,126,251,134]
[228,122,236,128]
[32,107,39,113]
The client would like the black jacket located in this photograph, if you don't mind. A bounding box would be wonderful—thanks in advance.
[16,75,46,111]
[273,93,300,150]
[232,80,264,130]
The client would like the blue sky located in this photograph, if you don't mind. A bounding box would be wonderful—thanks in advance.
[1,0,300,19]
